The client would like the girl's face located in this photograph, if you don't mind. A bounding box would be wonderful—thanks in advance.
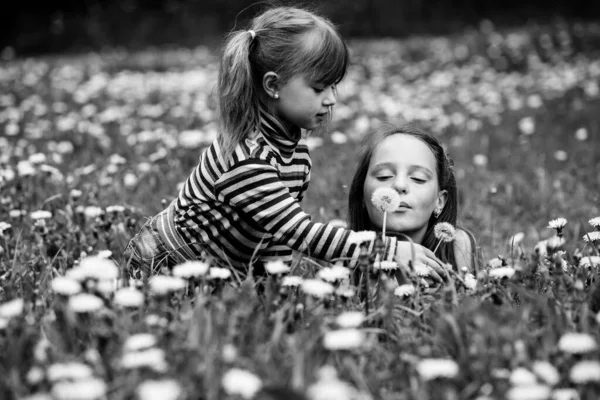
[274,74,337,131]
[363,134,448,243]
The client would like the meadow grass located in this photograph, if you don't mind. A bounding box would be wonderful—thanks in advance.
[0,21,600,400]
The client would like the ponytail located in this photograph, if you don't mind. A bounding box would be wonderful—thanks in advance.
[218,30,260,159]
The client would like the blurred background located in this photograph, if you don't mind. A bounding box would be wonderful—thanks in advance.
[3,0,600,56]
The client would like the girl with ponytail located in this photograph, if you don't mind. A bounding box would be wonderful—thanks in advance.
[125,6,447,283]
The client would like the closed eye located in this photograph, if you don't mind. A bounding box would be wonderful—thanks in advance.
[376,175,393,181]
[411,177,427,183]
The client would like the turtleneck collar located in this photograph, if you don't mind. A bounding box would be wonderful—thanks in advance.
[257,108,301,161]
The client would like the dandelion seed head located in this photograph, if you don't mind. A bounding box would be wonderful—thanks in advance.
[371,187,401,213]
[434,222,456,242]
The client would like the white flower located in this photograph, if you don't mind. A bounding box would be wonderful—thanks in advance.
[394,284,416,297]
[282,276,303,287]
[83,206,104,219]
[148,275,187,295]
[222,344,238,363]
[317,265,350,282]
[547,236,566,251]
[488,267,516,279]
[464,273,477,291]
[548,218,568,229]
[413,263,432,277]
[416,358,459,381]
[77,256,120,280]
[335,311,365,328]
[121,348,167,372]
[532,361,560,386]
[558,332,597,354]
[434,222,456,242]
[172,261,209,278]
[506,385,551,400]
[518,116,536,135]
[335,285,356,298]
[96,250,112,259]
[208,267,232,280]
[26,366,45,385]
[569,360,600,384]
[30,210,52,220]
[371,187,401,213]
[51,277,82,296]
[307,367,358,400]
[509,367,537,386]
[51,377,106,400]
[222,368,262,399]
[328,218,348,228]
[106,205,125,213]
[264,260,291,275]
[114,288,145,307]
[488,258,504,269]
[47,362,93,382]
[301,279,335,298]
[583,232,600,243]
[589,217,600,229]
[19,393,53,400]
[323,329,365,350]
[0,298,24,319]
[373,261,399,270]
[68,293,104,313]
[0,317,9,330]
[123,333,157,352]
[551,388,580,400]
[580,256,600,268]
[136,379,182,400]
[0,221,11,235]
[508,232,525,246]
[347,230,376,245]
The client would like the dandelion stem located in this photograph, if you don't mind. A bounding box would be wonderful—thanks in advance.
[432,239,442,254]
[382,212,387,241]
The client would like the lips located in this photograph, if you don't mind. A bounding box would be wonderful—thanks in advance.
[397,202,411,210]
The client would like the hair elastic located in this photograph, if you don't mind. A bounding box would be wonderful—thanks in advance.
[248,30,256,40]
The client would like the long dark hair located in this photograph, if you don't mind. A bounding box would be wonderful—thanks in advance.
[348,124,474,269]
[218,6,349,158]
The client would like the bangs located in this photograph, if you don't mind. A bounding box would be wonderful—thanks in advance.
[298,27,349,86]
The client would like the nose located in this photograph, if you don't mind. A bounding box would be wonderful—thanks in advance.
[323,86,337,107]
[392,175,408,194]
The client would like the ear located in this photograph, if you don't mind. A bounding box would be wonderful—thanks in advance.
[435,189,448,215]
[262,71,280,99]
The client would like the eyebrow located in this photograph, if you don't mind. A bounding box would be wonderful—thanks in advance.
[372,162,434,176]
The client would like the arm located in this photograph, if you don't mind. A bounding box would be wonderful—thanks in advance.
[214,160,393,264]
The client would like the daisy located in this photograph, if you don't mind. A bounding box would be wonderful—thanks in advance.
[301,279,335,298]
[488,267,516,279]
[323,329,366,350]
[335,311,365,329]
[416,358,459,381]
[569,360,600,384]
[583,232,600,243]
[589,217,600,230]
[558,332,597,354]
[548,218,567,237]
[136,379,182,400]
[264,260,290,275]
[172,261,209,279]
[221,368,262,399]
[394,284,416,297]
[281,276,303,287]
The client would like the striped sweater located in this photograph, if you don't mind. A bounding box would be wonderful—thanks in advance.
[161,120,398,270]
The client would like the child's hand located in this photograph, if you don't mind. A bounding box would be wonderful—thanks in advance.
[395,241,447,284]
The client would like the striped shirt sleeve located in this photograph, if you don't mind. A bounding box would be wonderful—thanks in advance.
[214,158,397,266]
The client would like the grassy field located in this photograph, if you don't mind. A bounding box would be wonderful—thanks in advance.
[1,21,600,400]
